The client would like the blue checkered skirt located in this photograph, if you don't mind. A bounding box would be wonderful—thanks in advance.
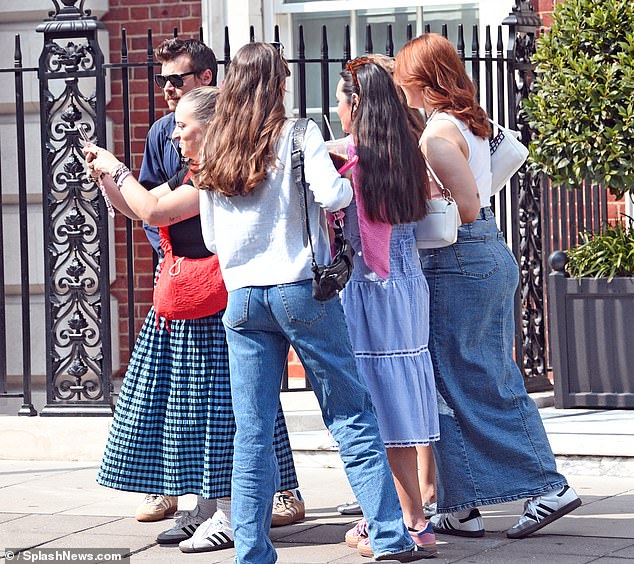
[98,308,298,498]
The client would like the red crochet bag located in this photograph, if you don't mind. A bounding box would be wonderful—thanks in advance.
[153,223,228,330]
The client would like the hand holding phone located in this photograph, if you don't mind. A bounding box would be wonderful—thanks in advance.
[79,125,115,218]
[78,124,91,146]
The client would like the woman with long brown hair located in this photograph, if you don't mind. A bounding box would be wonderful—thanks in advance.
[83,86,301,554]
[394,33,580,540]
[197,42,430,564]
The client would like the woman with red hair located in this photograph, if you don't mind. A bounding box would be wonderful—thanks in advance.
[394,33,580,540]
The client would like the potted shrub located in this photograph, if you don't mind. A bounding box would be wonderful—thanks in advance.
[523,0,634,199]
[548,220,634,408]
[523,0,634,408]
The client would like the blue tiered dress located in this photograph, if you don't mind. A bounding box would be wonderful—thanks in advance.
[341,200,439,447]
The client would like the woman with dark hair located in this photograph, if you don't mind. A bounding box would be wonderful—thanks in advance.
[394,33,580,540]
[83,86,301,554]
[334,58,439,558]
[197,42,430,564]
[336,54,438,523]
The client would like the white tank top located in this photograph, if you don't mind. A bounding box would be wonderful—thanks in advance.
[429,111,492,206]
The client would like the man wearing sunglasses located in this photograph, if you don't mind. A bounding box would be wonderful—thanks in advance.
[138,38,218,254]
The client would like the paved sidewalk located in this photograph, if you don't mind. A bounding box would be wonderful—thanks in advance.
[1,460,633,563]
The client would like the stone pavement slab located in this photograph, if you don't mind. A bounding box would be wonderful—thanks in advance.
[1,461,634,563]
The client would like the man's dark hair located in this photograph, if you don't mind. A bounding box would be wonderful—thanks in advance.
[155,38,218,86]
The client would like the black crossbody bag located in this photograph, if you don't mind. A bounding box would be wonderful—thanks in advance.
[290,118,355,301]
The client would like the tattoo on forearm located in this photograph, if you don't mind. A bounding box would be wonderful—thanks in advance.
[168,216,182,224]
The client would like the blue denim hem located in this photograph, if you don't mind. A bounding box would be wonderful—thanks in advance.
[437,479,569,513]
[374,542,416,560]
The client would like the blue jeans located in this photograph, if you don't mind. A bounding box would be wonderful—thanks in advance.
[223,280,413,563]
[419,208,567,512]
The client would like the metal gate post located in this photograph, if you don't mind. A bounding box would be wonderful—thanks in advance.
[503,0,551,391]
[37,1,113,415]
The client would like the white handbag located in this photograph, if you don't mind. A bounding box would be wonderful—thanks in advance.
[488,119,529,195]
[415,159,461,249]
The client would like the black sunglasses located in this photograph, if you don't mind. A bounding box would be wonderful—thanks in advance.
[154,71,198,89]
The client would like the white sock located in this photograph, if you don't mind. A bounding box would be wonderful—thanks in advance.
[196,496,217,519]
[217,496,232,529]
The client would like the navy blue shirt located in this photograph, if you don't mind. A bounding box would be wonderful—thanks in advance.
[139,113,182,254]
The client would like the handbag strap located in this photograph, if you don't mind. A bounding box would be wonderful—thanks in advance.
[418,111,453,201]
[418,151,453,201]
[291,119,318,273]
[291,118,347,272]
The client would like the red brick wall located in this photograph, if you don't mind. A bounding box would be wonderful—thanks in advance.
[530,0,627,222]
[102,0,203,371]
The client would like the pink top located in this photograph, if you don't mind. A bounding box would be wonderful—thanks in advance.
[348,143,392,279]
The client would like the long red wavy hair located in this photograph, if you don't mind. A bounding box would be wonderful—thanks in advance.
[394,33,491,139]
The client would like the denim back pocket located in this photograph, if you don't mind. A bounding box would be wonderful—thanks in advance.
[497,233,519,267]
[453,239,499,279]
[222,287,252,328]
[277,282,326,327]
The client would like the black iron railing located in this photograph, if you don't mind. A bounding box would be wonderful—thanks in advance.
[1,0,585,415]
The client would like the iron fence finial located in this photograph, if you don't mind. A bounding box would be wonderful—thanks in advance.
[48,0,93,21]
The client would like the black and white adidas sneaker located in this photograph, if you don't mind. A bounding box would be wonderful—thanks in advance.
[431,508,485,538]
[179,511,234,553]
[156,506,206,545]
[507,485,581,539]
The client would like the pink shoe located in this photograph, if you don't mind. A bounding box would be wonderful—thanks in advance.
[357,536,374,558]
[358,523,438,559]
[345,518,368,548]
[409,522,437,553]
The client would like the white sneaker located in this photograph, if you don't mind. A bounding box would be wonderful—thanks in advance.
[156,505,206,545]
[431,508,485,538]
[507,485,581,539]
[179,511,234,553]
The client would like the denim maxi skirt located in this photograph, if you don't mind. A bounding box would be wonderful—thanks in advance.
[98,308,298,498]
[419,207,567,512]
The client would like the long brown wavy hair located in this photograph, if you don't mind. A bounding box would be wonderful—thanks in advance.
[340,59,428,224]
[394,33,491,139]
[368,53,426,139]
[197,42,289,196]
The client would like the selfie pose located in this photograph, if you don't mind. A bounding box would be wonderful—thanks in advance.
[84,86,300,554]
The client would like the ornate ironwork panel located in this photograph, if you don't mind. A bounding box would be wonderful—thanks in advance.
[37,1,113,415]
[503,0,551,391]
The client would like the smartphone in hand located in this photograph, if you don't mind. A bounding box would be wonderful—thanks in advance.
[79,125,115,218]
[78,124,91,146]
[337,154,359,175]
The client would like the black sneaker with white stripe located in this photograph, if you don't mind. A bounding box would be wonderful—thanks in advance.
[431,508,485,538]
[506,485,581,539]
[156,506,205,544]
[179,511,234,553]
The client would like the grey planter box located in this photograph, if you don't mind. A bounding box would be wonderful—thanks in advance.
[548,271,634,408]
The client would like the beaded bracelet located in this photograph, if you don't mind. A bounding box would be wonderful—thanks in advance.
[110,162,131,190]
[115,170,132,189]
